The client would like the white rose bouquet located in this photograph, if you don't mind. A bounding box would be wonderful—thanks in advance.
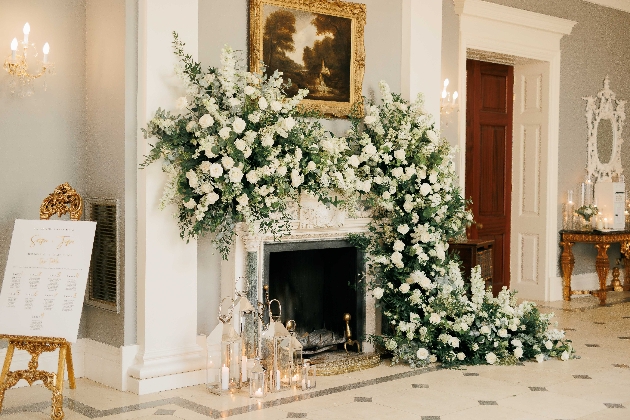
[142,34,349,256]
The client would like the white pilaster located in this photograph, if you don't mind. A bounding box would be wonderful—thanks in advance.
[401,0,443,123]
[129,0,204,395]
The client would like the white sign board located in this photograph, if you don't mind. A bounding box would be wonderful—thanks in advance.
[0,219,96,342]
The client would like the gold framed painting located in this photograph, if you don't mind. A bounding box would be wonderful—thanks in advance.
[249,0,366,117]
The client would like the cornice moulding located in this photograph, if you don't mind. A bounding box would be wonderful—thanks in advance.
[453,0,577,35]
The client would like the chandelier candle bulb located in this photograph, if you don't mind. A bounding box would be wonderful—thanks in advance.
[23,23,30,44]
[452,90,458,104]
[43,42,49,63]
[10,38,17,60]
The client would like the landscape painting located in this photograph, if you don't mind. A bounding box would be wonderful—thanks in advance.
[250,0,366,117]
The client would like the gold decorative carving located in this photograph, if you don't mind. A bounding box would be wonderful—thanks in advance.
[249,0,366,117]
[560,230,630,305]
[0,335,75,420]
[40,183,83,221]
[611,267,623,292]
[309,352,380,376]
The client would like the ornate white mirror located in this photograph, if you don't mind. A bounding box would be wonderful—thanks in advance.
[584,76,626,182]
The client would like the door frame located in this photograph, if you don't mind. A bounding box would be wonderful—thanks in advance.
[453,0,576,301]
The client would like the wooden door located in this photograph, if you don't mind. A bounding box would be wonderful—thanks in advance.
[465,59,514,294]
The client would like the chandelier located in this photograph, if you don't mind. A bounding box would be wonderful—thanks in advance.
[440,78,458,127]
[3,23,54,97]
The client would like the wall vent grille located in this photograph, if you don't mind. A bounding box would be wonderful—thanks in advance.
[84,198,120,313]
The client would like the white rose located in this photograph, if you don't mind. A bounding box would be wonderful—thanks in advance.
[399,283,410,294]
[206,192,219,204]
[200,183,212,194]
[261,134,274,147]
[429,355,438,363]
[514,347,524,358]
[417,348,429,360]
[545,340,553,350]
[209,163,223,177]
[391,251,404,268]
[229,167,243,183]
[373,287,384,299]
[391,167,404,178]
[394,149,406,161]
[420,183,432,196]
[485,352,497,365]
[382,191,391,200]
[291,169,303,187]
[248,112,261,123]
[233,117,246,134]
[246,171,259,184]
[199,114,215,128]
[397,224,409,235]
[244,85,256,96]
[535,354,544,363]
[497,329,508,338]
[348,155,360,167]
[282,116,296,131]
[449,337,460,348]
[234,139,247,151]
[186,121,197,132]
[219,126,232,139]
[175,96,188,110]
[364,115,378,125]
[258,97,268,110]
[511,339,522,347]
[393,240,405,252]
[457,352,466,361]
[236,194,249,206]
[480,325,491,335]
[277,166,287,176]
[306,161,317,171]
[221,156,235,169]
[228,97,241,107]
[561,351,569,361]
[426,130,438,143]
[429,313,441,324]
[270,101,282,112]
[199,161,211,173]
[183,198,196,209]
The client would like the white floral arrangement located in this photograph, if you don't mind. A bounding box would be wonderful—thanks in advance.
[142,34,352,257]
[347,83,574,367]
[144,35,574,367]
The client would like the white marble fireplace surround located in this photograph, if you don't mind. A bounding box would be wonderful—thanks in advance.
[219,195,378,361]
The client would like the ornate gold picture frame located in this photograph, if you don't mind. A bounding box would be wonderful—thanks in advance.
[249,0,366,117]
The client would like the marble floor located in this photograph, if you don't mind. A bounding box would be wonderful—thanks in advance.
[1,293,629,420]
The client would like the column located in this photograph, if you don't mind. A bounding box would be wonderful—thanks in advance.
[128,0,204,395]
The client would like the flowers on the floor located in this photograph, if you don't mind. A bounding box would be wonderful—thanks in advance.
[347,83,574,367]
[142,34,351,257]
[144,36,574,367]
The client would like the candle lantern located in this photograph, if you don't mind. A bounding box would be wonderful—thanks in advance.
[206,298,243,395]
[283,320,304,387]
[261,299,292,392]
[302,361,317,390]
[249,358,267,398]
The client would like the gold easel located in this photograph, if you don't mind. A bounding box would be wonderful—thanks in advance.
[0,183,82,420]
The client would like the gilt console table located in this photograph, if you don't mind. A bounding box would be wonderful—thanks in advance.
[559,230,630,305]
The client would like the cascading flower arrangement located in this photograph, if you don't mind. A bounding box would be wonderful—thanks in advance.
[142,34,352,257]
[348,82,574,367]
[144,34,574,367]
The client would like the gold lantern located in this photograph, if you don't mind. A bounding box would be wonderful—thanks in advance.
[302,361,317,390]
[284,320,304,388]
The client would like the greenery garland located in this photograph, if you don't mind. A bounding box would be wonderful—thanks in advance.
[144,35,574,367]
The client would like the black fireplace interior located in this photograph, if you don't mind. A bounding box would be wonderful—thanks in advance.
[264,240,365,349]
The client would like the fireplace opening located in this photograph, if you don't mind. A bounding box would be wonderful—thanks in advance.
[264,240,365,355]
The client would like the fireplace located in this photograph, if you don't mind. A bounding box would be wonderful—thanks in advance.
[263,240,365,354]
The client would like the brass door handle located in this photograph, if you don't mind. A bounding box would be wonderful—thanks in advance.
[476,223,483,229]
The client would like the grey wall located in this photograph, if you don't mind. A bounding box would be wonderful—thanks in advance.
[0,0,87,347]
[197,0,403,334]
[442,0,630,276]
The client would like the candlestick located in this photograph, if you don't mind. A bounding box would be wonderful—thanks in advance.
[221,365,229,390]
[10,38,17,61]
[597,216,603,230]
[254,388,263,397]
[43,42,49,64]
[275,370,280,391]
[23,23,30,44]
[241,356,247,382]
[301,378,306,390]
[604,218,609,229]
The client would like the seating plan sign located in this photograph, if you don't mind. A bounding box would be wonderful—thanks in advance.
[0,219,96,342]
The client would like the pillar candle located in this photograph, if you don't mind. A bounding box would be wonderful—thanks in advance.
[221,365,229,390]
[241,356,247,382]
